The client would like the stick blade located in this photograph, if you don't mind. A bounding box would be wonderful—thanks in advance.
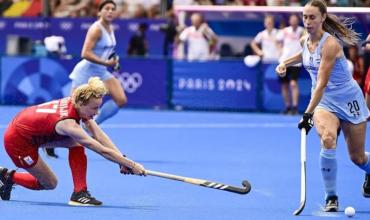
[242,180,252,194]
[224,180,251,195]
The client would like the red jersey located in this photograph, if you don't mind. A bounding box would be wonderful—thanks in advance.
[10,97,82,146]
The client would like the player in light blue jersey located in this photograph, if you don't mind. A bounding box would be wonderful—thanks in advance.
[276,0,369,213]
[70,0,126,126]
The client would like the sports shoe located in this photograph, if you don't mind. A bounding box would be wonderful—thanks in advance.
[0,167,15,200]
[45,148,58,159]
[362,173,370,197]
[323,195,338,212]
[68,190,102,206]
[290,107,298,115]
[282,107,291,115]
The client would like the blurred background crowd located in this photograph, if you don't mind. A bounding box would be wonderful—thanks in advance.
[0,0,369,18]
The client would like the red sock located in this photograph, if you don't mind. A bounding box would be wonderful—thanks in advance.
[12,173,44,190]
[69,146,87,192]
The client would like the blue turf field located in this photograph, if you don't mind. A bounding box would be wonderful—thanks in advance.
[0,106,369,219]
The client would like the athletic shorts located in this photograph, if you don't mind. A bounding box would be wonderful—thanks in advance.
[278,66,301,83]
[316,80,369,124]
[69,60,114,88]
[364,68,370,95]
[4,126,39,169]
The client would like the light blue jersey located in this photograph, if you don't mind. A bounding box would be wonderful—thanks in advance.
[302,32,369,124]
[69,21,116,87]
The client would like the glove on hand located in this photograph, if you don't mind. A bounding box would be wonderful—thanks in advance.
[298,112,314,134]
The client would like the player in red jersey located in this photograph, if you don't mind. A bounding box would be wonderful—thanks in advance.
[0,77,145,206]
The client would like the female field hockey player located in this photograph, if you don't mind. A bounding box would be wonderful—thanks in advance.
[276,0,369,212]
[0,77,145,206]
[69,0,126,125]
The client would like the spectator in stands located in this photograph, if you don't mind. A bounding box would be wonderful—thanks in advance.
[266,0,284,5]
[118,0,160,18]
[362,34,370,116]
[50,0,92,17]
[160,9,179,57]
[194,0,214,4]
[224,0,244,5]
[242,0,267,5]
[276,14,305,115]
[127,22,149,56]
[173,0,196,6]
[251,15,281,63]
[178,12,218,61]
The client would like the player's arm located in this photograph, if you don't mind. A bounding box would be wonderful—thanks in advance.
[276,36,305,76]
[275,52,302,76]
[250,38,263,57]
[81,25,116,67]
[84,119,121,154]
[177,27,188,43]
[283,52,303,67]
[56,119,145,175]
[83,119,134,174]
[304,37,339,114]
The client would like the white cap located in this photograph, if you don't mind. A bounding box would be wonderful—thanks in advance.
[44,35,67,53]
[244,55,261,67]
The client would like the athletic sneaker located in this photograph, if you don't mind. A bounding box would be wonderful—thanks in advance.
[362,173,370,197]
[0,167,15,200]
[282,107,291,115]
[323,195,338,212]
[290,107,298,115]
[68,190,102,206]
[44,148,59,159]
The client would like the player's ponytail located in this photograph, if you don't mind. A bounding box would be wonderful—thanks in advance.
[72,77,107,105]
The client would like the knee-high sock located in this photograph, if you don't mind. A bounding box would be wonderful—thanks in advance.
[94,99,120,124]
[320,148,337,199]
[358,152,370,173]
[12,173,44,190]
[69,146,87,192]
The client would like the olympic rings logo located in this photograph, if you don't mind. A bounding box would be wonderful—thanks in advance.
[118,72,143,93]
[60,22,73,30]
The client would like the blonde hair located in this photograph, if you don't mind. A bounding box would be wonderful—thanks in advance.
[72,77,107,105]
[306,0,360,45]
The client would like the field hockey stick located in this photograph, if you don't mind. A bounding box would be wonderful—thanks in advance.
[146,169,251,195]
[293,128,307,215]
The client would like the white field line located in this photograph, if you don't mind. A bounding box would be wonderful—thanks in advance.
[100,122,296,129]
[0,122,296,129]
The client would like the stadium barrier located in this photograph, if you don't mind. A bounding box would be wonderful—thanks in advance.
[0,55,311,112]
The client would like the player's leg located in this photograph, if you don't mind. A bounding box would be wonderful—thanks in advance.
[24,157,58,190]
[341,121,369,197]
[68,145,101,206]
[95,77,127,124]
[289,67,301,115]
[313,109,341,212]
[279,75,290,114]
[43,139,102,206]
[0,156,57,200]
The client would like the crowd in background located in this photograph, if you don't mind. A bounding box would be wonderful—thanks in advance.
[0,0,369,18]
